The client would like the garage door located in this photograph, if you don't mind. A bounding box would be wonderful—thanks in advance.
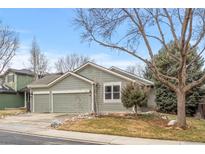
[34,94,50,113]
[53,93,91,113]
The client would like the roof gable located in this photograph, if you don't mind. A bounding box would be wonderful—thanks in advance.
[28,72,94,88]
[74,62,136,83]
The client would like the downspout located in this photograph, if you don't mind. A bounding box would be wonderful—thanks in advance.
[31,89,35,113]
[91,83,95,113]
[51,91,53,113]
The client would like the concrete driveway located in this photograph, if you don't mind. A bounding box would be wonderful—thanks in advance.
[0,113,73,132]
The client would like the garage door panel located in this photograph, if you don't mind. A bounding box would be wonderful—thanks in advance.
[34,94,50,113]
[53,93,91,113]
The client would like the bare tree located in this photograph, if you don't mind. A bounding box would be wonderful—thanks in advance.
[0,23,19,74]
[55,53,94,73]
[75,8,205,128]
[29,37,48,79]
[126,64,145,77]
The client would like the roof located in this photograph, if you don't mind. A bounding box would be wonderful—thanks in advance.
[28,73,62,87]
[28,62,154,88]
[110,66,154,86]
[4,68,34,76]
[27,72,95,88]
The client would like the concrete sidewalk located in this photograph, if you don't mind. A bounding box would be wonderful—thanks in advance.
[30,129,205,145]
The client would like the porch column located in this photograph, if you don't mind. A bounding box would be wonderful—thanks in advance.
[24,91,27,108]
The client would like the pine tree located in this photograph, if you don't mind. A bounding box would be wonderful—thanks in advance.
[144,42,205,116]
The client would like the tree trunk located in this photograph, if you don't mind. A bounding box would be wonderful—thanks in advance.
[134,105,138,115]
[176,90,186,128]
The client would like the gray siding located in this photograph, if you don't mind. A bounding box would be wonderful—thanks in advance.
[77,65,132,113]
[31,74,92,113]
[49,75,91,91]
[33,94,50,112]
[53,93,91,113]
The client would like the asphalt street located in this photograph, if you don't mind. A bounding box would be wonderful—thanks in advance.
[0,130,97,145]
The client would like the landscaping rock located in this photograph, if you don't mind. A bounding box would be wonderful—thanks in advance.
[66,113,95,122]
[51,119,62,128]
[167,120,177,126]
[161,115,169,120]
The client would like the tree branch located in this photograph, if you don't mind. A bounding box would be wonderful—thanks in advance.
[186,45,205,69]
[184,9,193,50]
[185,73,205,92]
[177,9,183,25]
[163,8,179,47]
[90,30,179,87]
[180,9,192,53]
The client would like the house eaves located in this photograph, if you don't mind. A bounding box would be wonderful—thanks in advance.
[110,66,154,86]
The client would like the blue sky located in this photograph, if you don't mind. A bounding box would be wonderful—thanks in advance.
[0,8,144,72]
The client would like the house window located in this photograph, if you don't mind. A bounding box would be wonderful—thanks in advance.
[105,85,112,100]
[113,85,120,99]
[104,82,121,103]
[7,74,14,83]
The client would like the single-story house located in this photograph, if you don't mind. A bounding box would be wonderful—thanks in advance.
[28,62,156,113]
[0,69,34,109]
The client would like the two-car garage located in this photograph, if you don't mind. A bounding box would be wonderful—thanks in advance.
[32,90,92,113]
[30,72,95,113]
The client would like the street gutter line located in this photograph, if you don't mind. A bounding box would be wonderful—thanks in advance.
[0,129,106,145]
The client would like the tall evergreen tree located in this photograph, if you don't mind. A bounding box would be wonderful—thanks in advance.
[144,42,205,116]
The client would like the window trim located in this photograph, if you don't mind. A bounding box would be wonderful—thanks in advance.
[103,82,121,103]
[7,74,15,83]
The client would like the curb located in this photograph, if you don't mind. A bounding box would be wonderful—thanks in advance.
[0,128,107,145]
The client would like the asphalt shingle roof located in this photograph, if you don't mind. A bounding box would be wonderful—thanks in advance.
[29,73,62,86]
[5,68,34,76]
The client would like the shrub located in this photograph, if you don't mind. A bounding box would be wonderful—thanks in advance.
[121,84,147,113]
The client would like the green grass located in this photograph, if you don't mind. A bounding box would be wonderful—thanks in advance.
[0,109,26,117]
[59,113,205,143]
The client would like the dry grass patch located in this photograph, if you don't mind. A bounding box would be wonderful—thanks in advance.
[0,108,26,118]
[59,113,205,143]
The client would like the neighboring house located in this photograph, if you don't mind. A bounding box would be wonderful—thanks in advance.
[28,62,156,113]
[0,69,34,109]
[0,75,4,85]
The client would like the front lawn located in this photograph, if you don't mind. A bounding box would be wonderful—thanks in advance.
[0,109,26,118]
[58,113,205,143]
